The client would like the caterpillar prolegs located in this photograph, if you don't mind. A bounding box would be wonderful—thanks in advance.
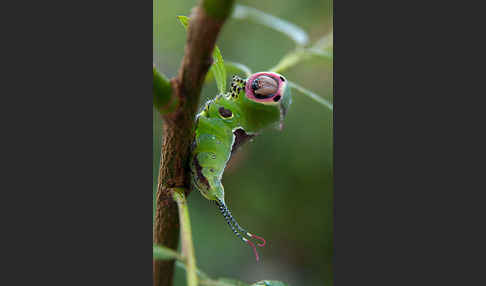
[190,72,291,261]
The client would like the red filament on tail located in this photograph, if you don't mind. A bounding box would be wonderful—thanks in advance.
[216,199,266,261]
[248,233,266,247]
[245,239,259,262]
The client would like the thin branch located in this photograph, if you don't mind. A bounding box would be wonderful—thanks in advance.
[289,81,333,111]
[232,4,309,46]
[269,47,332,74]
[313,31,333,50]
[269,30,333,73]
[172,189,197,286]
[153,1,235,285]
[270,48,309,74]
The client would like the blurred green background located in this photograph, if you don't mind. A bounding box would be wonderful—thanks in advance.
[154,0,333,285]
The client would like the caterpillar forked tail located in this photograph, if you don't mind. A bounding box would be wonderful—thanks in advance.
[216,199,266,262]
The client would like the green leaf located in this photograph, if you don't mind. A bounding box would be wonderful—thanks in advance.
[211,46,226,93]
[177,15,189,28]
[251,281,289,286]
[153,244,182,261]
[289,81,333,111]
[178,15,227,93]
[205,61,252,84]
[232,4,308,46]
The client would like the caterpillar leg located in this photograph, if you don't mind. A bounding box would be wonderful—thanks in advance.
[216,199,266,262]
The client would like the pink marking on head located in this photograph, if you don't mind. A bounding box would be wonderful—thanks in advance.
[246,239,260,262]
[248,233,266,247]
[245,72,287,104]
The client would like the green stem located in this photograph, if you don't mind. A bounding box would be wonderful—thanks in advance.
[270,49,308,74]
[203,0,235,20]
[176,261,210,280]
[270,31,333,74]
[289,81,333,111]
[313,31,333,51]
[232,4,309,46]
[175,262,235,286]
[153,66,178,114]
[172,189,198,286]
[199,279,237,286]
[176,258,249,286]
[153,244,184,261]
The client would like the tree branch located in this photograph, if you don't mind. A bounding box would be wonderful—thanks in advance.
[153,1,235,285]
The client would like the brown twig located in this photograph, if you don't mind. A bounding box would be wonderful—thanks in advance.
[153,1,235,285]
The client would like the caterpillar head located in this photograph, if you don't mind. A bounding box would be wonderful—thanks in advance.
[245,72,289,105]
[245,72,291,128]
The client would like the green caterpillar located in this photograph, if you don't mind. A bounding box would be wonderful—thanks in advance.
[190,72,291,261]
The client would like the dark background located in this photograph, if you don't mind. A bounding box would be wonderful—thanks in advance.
[154,0,333,285]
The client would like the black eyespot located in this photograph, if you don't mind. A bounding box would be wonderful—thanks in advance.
[251,78,260,91]
[280,76,285,82]
[218,107,233,118]
[251,75,278,99]
[273,95,281,102]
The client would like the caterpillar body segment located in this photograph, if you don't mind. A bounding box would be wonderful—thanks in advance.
[190,72,291,261]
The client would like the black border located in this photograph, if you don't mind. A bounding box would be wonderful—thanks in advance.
[3,0,153,284]
[335,1,486,285]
